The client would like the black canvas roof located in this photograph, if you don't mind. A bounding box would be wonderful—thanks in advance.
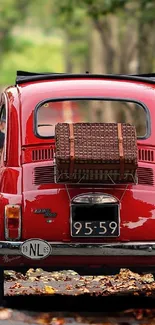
[15,70,155,85]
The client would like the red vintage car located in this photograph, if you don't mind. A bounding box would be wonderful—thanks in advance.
[0,71,155,300]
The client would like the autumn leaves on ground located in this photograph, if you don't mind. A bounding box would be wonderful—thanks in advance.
[4,268,155,297]
[1,268,155,324]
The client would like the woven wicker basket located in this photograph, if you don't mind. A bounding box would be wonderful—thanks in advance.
[55,122,138,184]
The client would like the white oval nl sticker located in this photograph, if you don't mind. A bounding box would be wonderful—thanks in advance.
[20,239,51,260]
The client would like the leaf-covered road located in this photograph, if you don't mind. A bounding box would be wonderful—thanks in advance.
[2,307,155,325]
[4,268,155,297]
[2,268,155,324]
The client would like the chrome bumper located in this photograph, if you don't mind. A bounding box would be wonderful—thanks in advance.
[0,241,155,256]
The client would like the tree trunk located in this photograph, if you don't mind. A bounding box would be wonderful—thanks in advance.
[138,20,155,73]
[64,32,73,73]
[137,1,155,74]
[93,17,116,74]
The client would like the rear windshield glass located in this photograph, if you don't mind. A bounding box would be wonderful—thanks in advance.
[35,99,148,138]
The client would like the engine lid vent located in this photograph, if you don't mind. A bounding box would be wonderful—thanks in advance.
[137,167,154,186]
[23,146,55,163]
[138,148,154,163]
[32,148,54,162]
[33,166,55,185]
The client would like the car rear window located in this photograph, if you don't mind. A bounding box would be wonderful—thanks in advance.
[35,99,148,138]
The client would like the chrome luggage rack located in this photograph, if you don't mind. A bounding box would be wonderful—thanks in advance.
[53,157,138,186]
[54,171,138,186]
[53,166,138,204]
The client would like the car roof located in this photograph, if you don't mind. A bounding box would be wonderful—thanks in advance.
[6,71,155,146]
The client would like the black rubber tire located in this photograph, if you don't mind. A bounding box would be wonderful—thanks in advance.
[0,268,4,306]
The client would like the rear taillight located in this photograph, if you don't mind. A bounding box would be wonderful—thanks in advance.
[5,205,21,240]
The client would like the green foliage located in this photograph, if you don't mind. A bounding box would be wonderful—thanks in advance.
[138,0,155,22]
[0,32,64,85]
[52,0,127,19]
[0,0,31,51]
[0,0,155,85]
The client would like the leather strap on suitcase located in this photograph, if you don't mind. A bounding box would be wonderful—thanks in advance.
[117,123,124,178]
[69,123,75,174]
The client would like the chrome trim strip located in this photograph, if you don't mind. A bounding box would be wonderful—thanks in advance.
[0,241,155,256]
[71,193,118,204]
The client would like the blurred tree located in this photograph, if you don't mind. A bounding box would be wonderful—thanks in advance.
[51,0,155,74]
[51,0,128,73]
[45,0,155,123]
[0,0,31,57]
[27,0,90,73]
[0,0,155,84]
[137,0,155,73]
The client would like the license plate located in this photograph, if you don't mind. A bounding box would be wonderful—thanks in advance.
[71,220,119,237]
[20,239,51,260]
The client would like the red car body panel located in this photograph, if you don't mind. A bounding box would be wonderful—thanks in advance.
[0,74,155,269]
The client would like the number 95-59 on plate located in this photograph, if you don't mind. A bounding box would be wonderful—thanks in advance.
[71,220,119,237]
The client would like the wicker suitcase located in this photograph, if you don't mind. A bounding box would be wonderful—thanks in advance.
[55,122,138,184]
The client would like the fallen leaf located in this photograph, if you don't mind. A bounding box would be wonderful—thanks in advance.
[35,313,52,324]
[44,286,56,294]
[0,308,12,320]
[65,285,73,290]
[82,288,90,293]
[9,282,22,289]
[50,317,65,325]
